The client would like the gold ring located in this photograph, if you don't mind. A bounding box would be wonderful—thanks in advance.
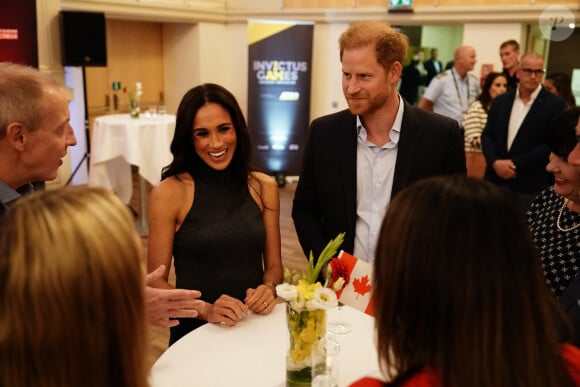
[220,320,226,325]
[263,302,268,308]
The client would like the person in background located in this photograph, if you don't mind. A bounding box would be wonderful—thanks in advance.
[292,21,466,266]
[463,72,508,177]
[351,175,580,387]
[545,72,577,109]
[418,45,481,127]
[0,61,203,329]
[500,39,520,91]
[0,187,150,387]
[528,108,580,346]
[481,52,566,213]
[423,47,443,86]
[399,54,426,105]
[147,83,282,345]
[464,72,508,152]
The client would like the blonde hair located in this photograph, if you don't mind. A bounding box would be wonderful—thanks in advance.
[339,20,408,71]
[0,186,149,387]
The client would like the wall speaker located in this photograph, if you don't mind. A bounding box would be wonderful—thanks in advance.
[60,11,107,67]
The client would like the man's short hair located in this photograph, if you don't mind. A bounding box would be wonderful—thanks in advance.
[339,21,408,70]
[500,39,520,52]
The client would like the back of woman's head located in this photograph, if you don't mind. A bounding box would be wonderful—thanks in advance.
[0,186,149,387]
[374,175,573,387]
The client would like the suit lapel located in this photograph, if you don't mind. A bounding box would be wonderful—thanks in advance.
[337,111,358,235]
[392,102,420,197]
[516,88,545,135]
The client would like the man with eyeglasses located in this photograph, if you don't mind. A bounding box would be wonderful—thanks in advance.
[481,52,566,213]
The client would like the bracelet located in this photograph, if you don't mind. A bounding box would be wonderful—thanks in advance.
[264,281,276,289]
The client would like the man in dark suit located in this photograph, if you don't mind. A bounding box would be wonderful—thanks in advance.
[423,48,443,86]
[292,21,466,265]
[481,52,566,212]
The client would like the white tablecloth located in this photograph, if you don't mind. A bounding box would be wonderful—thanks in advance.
[150,303,381,387]
[88,114,175,203]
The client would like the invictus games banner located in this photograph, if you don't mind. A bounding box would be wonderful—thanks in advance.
[247,21,314,176]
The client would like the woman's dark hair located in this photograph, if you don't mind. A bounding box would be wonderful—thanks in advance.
[478,72,506,112]
[546,107,580,161]
[374,175,574,387]
[546,72,577,109]
[161,83,253,189]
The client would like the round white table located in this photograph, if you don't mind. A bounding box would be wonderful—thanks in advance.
[150,303,381,387]
[88,113,175,234]
[88,113,176,203]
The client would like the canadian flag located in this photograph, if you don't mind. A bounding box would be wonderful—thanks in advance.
[335,250,375,317]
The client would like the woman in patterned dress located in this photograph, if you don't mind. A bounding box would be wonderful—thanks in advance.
[528,107,580,345]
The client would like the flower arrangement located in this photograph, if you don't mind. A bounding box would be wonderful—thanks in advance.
[124,82,142,118]
[276,232,347,385]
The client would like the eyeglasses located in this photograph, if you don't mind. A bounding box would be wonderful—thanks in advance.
[520,68,545,76]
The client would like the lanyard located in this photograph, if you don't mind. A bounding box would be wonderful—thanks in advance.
[451,68,470,112]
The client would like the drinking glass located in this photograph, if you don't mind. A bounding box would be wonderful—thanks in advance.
[327,302,352,334]
[311,338,340,387]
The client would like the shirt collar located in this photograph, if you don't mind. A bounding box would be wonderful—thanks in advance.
[356,95,404,146]
[516,83,542,103]
[0,179,22,206]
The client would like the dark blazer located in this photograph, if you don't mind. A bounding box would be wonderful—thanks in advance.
[292,102,466,260]
[481,87,566,193]
[424,59,443,86]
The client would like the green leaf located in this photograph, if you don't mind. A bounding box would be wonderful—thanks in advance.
[307,232,345,284]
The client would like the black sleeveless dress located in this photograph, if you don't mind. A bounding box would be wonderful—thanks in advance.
[170,163,265,345]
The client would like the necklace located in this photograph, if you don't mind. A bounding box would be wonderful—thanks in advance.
[557,199,580,232]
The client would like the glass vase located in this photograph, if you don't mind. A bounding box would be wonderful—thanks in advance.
[129,100,140,118]
[285,304,326,387]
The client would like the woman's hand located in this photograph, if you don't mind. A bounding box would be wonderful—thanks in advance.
[245,284,276,315]
[201,295,249,326]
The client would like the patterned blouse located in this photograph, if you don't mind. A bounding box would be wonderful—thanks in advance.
[528,188,580,297]
[462,100,487,152]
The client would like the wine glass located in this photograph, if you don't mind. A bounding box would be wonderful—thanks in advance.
[327,302,352,334]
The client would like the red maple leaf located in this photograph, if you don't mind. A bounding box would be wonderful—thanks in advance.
[352,275,372,299]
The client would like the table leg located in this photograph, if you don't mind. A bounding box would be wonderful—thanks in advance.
[136,175,149,236]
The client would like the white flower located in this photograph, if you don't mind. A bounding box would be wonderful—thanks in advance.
[306,287,337,310]
[290,291,306,311]
[276,283,297,302]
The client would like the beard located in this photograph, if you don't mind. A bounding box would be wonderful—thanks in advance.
[345,83,393,116]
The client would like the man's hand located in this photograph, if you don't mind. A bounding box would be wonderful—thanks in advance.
[492,159,517,180]
[145,265,203,328]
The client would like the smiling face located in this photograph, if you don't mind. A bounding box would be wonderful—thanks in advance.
[546,152,580,203]
[489,75,508,100]
[192,102,237,171]
[22,86,76,181]
[341,44,399,117]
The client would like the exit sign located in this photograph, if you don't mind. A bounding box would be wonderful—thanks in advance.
[389,0,412,6]
[388,0,413,13]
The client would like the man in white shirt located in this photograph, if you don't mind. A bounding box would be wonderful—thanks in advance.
[418,45,481,127]
[481,52,566,212]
